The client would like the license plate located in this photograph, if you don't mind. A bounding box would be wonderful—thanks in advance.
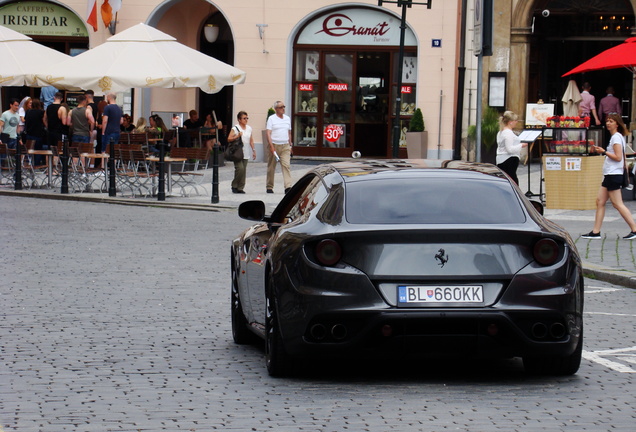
[397,285,484,305]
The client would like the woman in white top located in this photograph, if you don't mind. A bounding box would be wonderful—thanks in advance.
[17,96,32,135]
[227,111,256,194]
[583,113,636,239]
[495,110,528,185]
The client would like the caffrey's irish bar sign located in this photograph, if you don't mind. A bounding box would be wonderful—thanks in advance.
[0,1,88,37]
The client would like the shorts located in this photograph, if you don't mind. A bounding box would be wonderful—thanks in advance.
[602,174,623,191]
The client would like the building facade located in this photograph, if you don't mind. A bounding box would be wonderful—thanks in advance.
[0,0,461,159]
[3,0,633,160]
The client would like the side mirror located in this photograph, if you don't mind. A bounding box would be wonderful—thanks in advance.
[238,200,266,221]
[529,200,544,215]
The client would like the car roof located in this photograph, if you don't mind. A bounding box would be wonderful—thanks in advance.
[320,159,509,182]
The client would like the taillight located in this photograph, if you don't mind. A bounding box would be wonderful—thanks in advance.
[533,238,559,265]
[315,239,342,266]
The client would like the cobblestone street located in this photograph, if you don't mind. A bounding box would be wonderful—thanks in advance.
[1,195,635,431]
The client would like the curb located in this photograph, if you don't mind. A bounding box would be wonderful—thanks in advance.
[582,261,636,288]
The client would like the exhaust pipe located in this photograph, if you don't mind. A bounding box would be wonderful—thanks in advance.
[550,322,566,339]
[310,324,327,341]
[531,322,548,339]
[331,324,347,340]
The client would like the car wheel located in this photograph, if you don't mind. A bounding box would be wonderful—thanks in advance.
[231,252,255,345]
[265,280,293,377]
[523,327,583,376]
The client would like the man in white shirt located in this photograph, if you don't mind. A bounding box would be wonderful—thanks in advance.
[266,101,293,193]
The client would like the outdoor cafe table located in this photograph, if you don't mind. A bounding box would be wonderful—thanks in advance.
[27,149,53,187]
[146,156,187,195]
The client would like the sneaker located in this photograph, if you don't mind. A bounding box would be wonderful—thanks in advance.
[626,184,634,191]
[266,189,274,193]
[623,231,636,240]
[581,231,601,239]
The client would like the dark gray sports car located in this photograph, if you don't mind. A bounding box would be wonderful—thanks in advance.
[231,160,583,377]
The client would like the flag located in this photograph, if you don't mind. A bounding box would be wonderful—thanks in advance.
[86,0,98,32]
[101,0,121,27]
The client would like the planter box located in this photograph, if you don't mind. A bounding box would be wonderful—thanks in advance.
[406,131,428,159]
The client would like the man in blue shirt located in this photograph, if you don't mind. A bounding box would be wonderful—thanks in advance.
[101,93,122,152]
[40,86,58,109]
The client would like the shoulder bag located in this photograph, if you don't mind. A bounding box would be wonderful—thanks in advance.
[224,126,244,162]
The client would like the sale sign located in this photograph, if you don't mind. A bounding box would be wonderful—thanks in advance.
[324,124,345,142]
[401,86,412,93]
[299,83,314,91]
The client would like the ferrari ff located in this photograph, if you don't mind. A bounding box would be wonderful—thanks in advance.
[231,160,583,377]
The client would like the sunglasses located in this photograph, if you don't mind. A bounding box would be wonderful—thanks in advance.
[276,106,286,109]
[241,117,249,120]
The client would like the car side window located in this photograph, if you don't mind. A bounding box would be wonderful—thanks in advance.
[285,176,323,223]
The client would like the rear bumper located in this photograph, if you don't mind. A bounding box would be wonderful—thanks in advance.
[281,309,582,360]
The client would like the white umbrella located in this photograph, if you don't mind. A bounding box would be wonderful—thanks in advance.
[37,23,246,94]
[0,25,71,87]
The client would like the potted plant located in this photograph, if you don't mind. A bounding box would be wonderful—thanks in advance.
[467,107,500,164]
[405,108,428,158]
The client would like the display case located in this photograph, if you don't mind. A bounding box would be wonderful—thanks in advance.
[542,123,602,155]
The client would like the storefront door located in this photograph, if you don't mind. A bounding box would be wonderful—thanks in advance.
[354,52,390,157]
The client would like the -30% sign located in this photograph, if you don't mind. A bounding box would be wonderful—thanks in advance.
[324,124,344,142]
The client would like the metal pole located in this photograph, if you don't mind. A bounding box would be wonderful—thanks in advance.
[14,140,22,190]
[212,142,219,203]
[476,54,483,163]
[108,138,116,197]
[61,135,69,194]
[392,1,408,158]
[158,140,165,201]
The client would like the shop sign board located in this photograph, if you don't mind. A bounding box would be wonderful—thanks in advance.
[297,8,417,46]
[0,1,88,37]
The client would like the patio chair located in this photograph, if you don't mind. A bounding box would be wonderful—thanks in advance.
[171,147,209,196]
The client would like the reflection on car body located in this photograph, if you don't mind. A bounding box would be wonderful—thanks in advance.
[230,160,583,377]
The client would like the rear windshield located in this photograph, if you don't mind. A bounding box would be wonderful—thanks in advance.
[345,177,526,224]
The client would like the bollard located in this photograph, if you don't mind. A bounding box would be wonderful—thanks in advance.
[14,140,22,190]
[61,135,69,194]
[158,141,165,201]
[108,138,116,197]
[211,142,219,203]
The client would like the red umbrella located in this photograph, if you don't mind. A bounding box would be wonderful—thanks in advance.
[562,37,636,76]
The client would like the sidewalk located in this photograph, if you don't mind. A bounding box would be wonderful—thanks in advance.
[3,158,636,287]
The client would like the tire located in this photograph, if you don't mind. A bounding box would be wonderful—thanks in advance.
[523,327,583,376]
[231,252,256,345]
[265,278,294,377]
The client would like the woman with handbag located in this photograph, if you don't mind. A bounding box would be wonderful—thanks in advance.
[227,111,256,194]
[583,113,636,239]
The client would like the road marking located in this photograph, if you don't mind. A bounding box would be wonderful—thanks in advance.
[585,311,636,317]
[586,286,623,294]
[583,346,636,373]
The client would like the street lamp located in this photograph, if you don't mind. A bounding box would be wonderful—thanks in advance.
[378,0,432,158]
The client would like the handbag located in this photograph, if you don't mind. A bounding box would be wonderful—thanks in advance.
[622,138,631,189]
[224,126,244,162]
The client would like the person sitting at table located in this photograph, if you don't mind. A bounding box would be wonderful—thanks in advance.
[184,110,204,129]
[120,114,134,132]
[202,113,225,152]
[133,117,147,133]
[148,114,170,154]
